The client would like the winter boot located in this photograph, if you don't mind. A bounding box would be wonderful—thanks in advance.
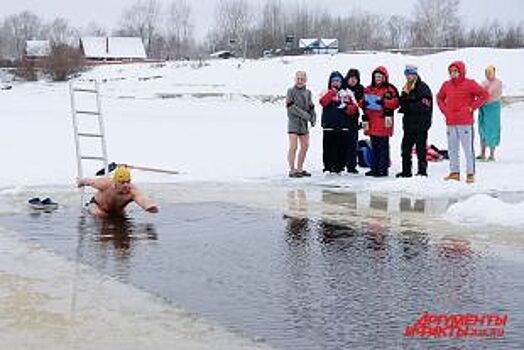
[466,173,475,184]
[444,172,460,181]
[396,172,412,178]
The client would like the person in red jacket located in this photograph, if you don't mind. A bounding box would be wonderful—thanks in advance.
[436,61,489,184]
[360,66,399,177]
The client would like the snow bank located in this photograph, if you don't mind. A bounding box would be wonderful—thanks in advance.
[445,194,524,226]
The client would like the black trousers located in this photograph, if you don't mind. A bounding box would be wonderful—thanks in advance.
[323,129,349,173]
[346,129,358,171]
[370,135,390,175]
[401,130,428,175]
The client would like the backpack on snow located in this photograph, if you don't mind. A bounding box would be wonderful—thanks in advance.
[357,139,374,168]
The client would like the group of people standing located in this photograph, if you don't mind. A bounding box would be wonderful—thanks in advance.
[286,60,503,184]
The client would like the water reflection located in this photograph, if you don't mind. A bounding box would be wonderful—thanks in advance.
[320,189,460,217]
[317,220,358,242]
[77,214,158,260]
[399,230,430,260]
[286,189,308,215]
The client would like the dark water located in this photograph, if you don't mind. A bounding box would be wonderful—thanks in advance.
[1,202,524,349]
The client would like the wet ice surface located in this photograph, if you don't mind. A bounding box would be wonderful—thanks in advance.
[1,196,523,349]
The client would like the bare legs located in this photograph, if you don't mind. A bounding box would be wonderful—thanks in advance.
[288,134,309,172]
[297,134,310,171]
[288,134,299,172]
[479,140,496,161]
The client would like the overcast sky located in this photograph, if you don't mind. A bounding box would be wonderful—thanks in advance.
[2,0,523,39]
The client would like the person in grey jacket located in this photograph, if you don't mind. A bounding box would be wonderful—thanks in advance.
[286,70,316,178]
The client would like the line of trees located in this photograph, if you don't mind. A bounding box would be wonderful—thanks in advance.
[208,0,524,57]
[0,0,523,62]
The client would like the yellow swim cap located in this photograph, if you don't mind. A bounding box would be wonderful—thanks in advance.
[485,65,496,75]
[113,165,131,183]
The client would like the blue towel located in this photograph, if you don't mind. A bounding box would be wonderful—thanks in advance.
[364,94,383,111]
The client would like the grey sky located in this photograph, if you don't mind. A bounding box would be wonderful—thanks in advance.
[2,0,523,40]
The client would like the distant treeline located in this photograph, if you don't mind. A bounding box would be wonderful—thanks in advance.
[0,0,522,61]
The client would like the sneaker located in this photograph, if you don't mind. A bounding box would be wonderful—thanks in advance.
[476,155,486,161]
[41,197,59,209]
[396,172,412,178]
[28,197,58,210]
[444,172,460,181]
[466,173,475,184]
[289,171,303,178]
[28,197,43,209]
[300,170,312,177]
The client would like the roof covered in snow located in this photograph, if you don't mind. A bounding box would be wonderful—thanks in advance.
[210,50,234,58]
[25,40,51,57]
[299,38,339,49]
[80,37,147,59]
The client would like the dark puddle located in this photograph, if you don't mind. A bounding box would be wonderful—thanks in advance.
[1,202,523,349]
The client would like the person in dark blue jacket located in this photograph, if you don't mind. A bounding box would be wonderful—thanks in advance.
[319,71,359,173]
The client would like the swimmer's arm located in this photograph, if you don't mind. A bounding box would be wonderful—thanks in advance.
[76,177,112,190]
[132,188,159,213]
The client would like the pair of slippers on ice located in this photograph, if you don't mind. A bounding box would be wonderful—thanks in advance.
[28,197,59,210]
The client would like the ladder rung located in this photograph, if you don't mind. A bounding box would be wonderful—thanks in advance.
[78,132,103,138]
[73,88,97,93]
[80,156,106,161]
[76,110,100,116]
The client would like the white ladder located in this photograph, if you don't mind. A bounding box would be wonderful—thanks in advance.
[69,80,109,202]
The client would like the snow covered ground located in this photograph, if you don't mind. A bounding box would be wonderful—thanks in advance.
[1,48,524,227]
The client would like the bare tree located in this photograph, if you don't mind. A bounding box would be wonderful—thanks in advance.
[117,0,161,55]
[164,0,194,59]
[2,11,43,58]
[209,0,253,56]
[387,15,412,49]
[83,22,108,37]
[44,17,79,46]
[411,0,462,47]
[499,23,524,48]
[260,0,285,48]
